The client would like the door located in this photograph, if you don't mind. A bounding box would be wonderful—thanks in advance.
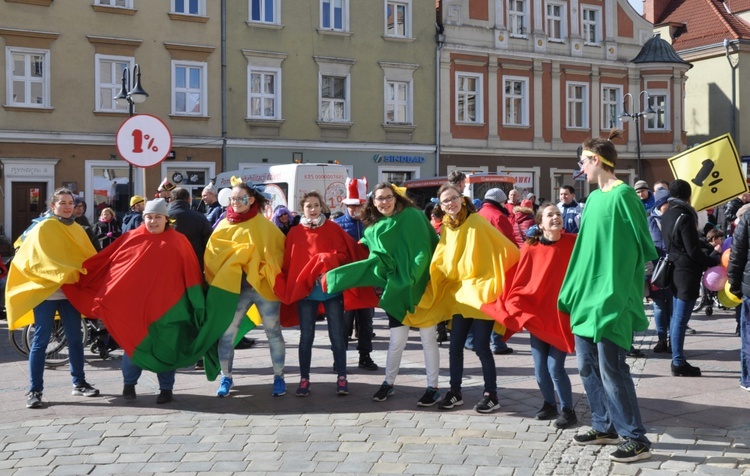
[12,182,47,243]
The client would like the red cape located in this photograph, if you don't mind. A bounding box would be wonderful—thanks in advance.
[482,233,576,353]
[63,226,204,357]
[274,220,378,326]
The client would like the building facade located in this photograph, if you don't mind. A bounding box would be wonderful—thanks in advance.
[438,0,690,201]
[223,0,439,190]
[0,0,223,241]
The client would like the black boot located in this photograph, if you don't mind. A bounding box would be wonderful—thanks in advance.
[358,353,378,371]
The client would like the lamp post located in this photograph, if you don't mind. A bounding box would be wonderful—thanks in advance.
[619,91,656,180]
[114,64,149,197]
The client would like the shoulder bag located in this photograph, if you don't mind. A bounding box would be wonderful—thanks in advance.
[651,214,683,289]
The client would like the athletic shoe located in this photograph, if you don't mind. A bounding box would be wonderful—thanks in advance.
[416,387,440,407]
[72,381,100,397]
[358,354,378,371]
[609,438,652,463]
[438,390,464,410]
[555,408,578,429]
[573,429,620,446]
[671,362,701,377]
[372,382,394,402]
[535,402,559,420]
[337,377,349,396]
[741,384,750,391]
[626,348,645,358]
[26,391,42,409]
[216,376,233,397]
[272,376,286,397]
[296,378,310,397]
[122,384,136,400]
[156,390,172,404]
[194,360,204,370]
[685,326,696,335]
[474,392,500,413]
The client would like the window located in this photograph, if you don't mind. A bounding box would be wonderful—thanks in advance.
[171,61,207,116]
[248,68,280,119]
[385,1,411,38]
[321,0,348,31]
[503,76,528,126]
[95,0,132,7]
[250,0,279,24]
[546,1,565,42]
[320,75,348,122]
[508,0,527,37]
[385,80,411,124]
[646,93,669,130]
[566,82,588,129]
[601,85,622,130]
[582,7,602,45]
[6,47,50,108]
[95,55,133,112]
[455,73,483,124]
[172,0,204,15]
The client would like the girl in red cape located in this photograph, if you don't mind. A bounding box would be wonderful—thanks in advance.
[485,202,578,429]
[274,191,376,397]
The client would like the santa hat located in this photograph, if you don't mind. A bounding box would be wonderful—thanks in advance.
[343,177,368,205]
[157,177,176,193]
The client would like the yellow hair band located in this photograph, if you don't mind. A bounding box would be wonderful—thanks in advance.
[230,176,244,187]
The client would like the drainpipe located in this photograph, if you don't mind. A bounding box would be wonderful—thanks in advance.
[435,30,444,177]
[221,0,227,172]
[724,39,738,147]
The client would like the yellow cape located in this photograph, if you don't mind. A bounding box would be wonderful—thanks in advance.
[6,218,97,330]
[204,215,285,303]
[406,213,520,326]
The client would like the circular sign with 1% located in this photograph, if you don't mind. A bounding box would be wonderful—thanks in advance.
[116,114,172,168]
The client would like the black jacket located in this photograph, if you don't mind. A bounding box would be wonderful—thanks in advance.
[728,212,750,298]
[662,199,719,300]
[167,200,212,270]
[121,210,143,233]
[93,220,121,249]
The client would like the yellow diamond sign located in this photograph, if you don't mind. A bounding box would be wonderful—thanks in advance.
[667,133,747,211]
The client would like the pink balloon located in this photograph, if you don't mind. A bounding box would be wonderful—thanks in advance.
[703,265,728,292]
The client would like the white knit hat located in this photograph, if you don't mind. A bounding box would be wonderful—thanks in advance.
[143,199,168,216]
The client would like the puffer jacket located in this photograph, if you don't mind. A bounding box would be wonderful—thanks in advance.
[728,211,750,298]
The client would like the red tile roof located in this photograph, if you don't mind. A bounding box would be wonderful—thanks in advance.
[656,0,750,51]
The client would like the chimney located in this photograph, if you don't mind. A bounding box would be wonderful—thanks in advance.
[643,0,671,24]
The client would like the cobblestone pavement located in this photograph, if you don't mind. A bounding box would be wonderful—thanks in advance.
[0,304,748,475]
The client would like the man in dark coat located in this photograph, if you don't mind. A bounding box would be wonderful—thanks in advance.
[168,188,212,271]
[661,179,719,378]
[121,195,145,233]
[727,207,750,391]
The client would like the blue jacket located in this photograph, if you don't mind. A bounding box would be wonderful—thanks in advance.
[557,200,582,233]
[205,201,223,227]
[641,191,655,214]
[334,209,364,241]
[648,209,666,256]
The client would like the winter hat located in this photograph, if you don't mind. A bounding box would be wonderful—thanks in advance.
[484,188,507,204]
[73,196,87,212]
[129,195,145,207]
[143,198,169,217]
[472,198,483,209]
[520,199,534,209]
[669,179,692,201]
[634,180,649,191]
[202,182,217,195]
[343,177,368,205]
[525,192,536,200]
[653,189,670,209]
[157,177,176,192]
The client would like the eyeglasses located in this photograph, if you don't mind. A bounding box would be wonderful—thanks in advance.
[229,196,249,204]
[440,195,462,206]
[374,195,395,203]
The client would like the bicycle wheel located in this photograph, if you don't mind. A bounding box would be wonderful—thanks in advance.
[22,319,88,368]
[8,328,28,357]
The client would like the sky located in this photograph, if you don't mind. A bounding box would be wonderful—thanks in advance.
[629,0,644,15]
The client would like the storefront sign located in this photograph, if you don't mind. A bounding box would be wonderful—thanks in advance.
[373,154,426,163]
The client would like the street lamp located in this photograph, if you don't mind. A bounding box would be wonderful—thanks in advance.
[619,91,656,180]
[113,64,149,197]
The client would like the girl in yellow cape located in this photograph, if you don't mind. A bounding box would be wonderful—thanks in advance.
[6,187,99,409]
[410,183,520,414]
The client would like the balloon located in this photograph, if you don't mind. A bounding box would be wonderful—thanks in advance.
[722,249,731,269]
[702,265,728,292]
[724,280,742,304]
[717,289,740,309]
[722,237,732,252]
[218,188,232,207]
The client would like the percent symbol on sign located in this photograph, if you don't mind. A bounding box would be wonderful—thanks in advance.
[132,129,159,153]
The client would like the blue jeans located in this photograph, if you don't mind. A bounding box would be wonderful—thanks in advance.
[298,295,346,379]
[652,291,672,341]
[121,353,175,390]
[218,281,285,378]
[671,297,696,366]
[344,308,374,354]
[741,298,750,388]
[449,315,496,394]
[530,334,573,410]
[575,335,649,443]
[466,328,508,352]
[29,299,86,393]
